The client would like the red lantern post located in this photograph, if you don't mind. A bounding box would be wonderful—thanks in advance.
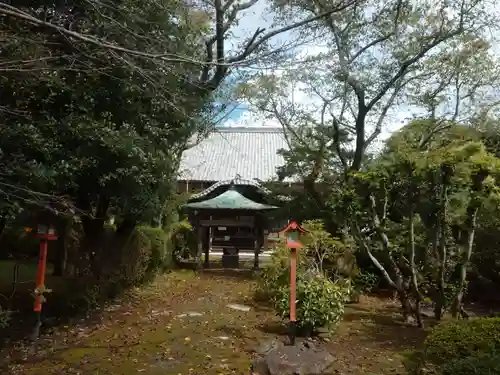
[27,223,57,339]
[279,221,306,346]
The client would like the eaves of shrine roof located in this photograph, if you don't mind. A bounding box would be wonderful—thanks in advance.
[178,126,290,182]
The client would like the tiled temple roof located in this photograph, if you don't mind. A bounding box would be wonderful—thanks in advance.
[178,127,288,182]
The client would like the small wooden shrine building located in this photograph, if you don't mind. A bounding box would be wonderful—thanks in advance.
[182,177,284,269]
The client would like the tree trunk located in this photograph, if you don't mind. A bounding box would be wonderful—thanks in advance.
[116,217,137,239]
[434,166,450,321]
[397,288,413,324]
[79,193,109,278]
[53,217,74,276]
[408,167,423,328]
[0,217,6,240]
[353,193,415,323]
[451,204,479,318]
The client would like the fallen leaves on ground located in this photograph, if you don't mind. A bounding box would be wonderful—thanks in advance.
[1,270,427,375]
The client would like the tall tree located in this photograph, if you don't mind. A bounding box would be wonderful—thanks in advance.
[239,0,500,321]
[245,0,499,171]
[0,0,357,92]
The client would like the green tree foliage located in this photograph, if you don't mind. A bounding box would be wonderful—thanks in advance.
[0,0,212,225]
[346,121,500,324]
[240,0,500,326]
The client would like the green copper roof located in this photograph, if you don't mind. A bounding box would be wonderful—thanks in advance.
[183,188,278,211]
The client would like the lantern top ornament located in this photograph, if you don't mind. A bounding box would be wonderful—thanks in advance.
[26,223,57,240]
[279,220,306,249]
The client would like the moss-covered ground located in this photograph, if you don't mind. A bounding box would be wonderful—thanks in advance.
[1,270,428,375]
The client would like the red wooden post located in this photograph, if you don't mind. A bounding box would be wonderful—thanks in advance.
[279,221,306,346]
[27,223,57,339]
[289,247,297,322]
[34,238,49,312]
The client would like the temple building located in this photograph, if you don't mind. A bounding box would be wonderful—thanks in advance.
[178,127,291,268]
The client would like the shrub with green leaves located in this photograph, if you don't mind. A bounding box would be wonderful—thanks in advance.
[424,318,500,361]
[138,225,170,276]
[256,238,350,335]
[353,270,380,293]
[170,220,197,262]
[273,273,349,334]
[52,225,165,314]
[416,317,500,375]
[0,307,11,329]
[440,351,500,375]
[255,243,308,302]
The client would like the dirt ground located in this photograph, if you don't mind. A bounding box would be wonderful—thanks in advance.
[0,270,428,375]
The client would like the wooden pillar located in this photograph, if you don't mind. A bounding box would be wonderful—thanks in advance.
[204,226,212,268]
[196,224,203,270]
[253,226,260,270]
[263,229,269,253]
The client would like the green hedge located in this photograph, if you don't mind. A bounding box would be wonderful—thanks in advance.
[0,224,177,321]
[169,220,197,262]
[441,352,500,375]
[417,318,500,375]
[138,225,170,277]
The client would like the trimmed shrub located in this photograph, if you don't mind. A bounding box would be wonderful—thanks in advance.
[1,224,176,320]
[415,318,500,375]
[441,351,500,375]
[424,318,500,362]
[273,273,349,334]
[46,226,163,315]
[256,244,350,335]
[117,228,152,286]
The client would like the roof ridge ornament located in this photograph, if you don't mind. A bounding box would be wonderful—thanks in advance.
[229,174,242,189]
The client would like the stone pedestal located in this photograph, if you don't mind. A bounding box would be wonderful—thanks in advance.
[222,248,239,268]
[251,339,334,375]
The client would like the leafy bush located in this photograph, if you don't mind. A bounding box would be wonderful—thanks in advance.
[138,225,170,276]
[0,307,11,328]
[424,318,500,362]
[58,278,102,314]
[117,228,152,286]
[273,273,349,334]
[255,243,309,302]
[440,351,500,375]
[256,241,350,335]
[301,220,356,276]
[0,222,181,322]
[170,220,197,262]
[50,226,163,315]
[353,270,379,293]
[414,318,500,375]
